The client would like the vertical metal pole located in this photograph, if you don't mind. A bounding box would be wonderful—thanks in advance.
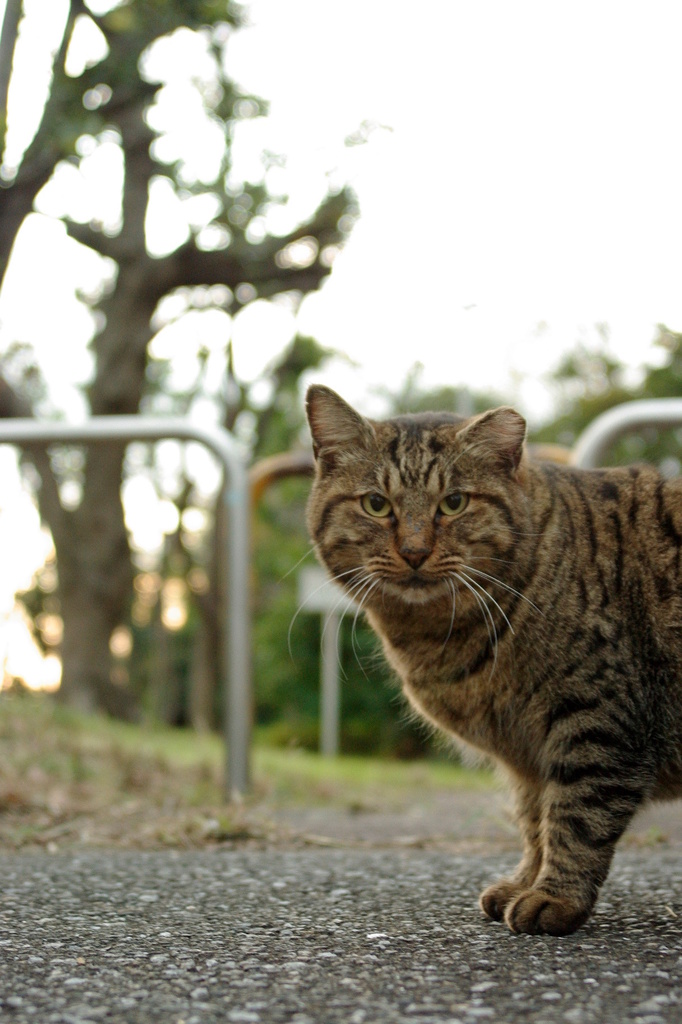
[320,609,340,757]
[223,456,251,799]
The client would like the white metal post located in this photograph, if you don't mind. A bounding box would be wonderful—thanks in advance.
[298,565,356,757]
[221,450,251,798]
[320,609,341,757]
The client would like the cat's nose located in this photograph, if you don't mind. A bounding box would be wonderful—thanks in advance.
[400,547,430,570]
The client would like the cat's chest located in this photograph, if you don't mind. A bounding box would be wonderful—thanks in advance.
[403,668,523,756]
[386,641,542,771]
[367,607,542,769]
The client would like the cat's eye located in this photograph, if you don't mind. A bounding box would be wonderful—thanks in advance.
[361,492,392,518]
[438,492,469,517]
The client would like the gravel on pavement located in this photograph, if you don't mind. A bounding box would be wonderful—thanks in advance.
[1,845,681,1024]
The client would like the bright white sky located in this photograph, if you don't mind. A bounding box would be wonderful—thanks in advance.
[2,0,682,422]
[228,0,682,417]
[2,0,682,682]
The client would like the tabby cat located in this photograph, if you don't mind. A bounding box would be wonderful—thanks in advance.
[305,384,682,936]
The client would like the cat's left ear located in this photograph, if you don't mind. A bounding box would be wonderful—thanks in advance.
[457,406,527,473]
[306,385,375,466]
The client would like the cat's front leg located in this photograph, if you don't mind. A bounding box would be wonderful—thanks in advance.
[501,777,646,936]
[479,779,543,922]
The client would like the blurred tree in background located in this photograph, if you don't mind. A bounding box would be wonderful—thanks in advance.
[532,324,682,475]
[0,0,355,718]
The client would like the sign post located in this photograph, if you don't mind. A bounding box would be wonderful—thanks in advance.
[297,565,357,756]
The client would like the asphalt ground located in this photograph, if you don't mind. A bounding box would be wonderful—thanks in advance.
[1,841,681,1024]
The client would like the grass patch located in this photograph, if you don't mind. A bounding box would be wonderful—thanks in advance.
[0,692,493,851]
[254,743,493,804]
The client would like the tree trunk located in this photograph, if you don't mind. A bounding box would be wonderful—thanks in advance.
[59,580,135,718]
[52,439,137,716]
[149,613,181,724]
[0,0,79,287]
[188,621,218,732]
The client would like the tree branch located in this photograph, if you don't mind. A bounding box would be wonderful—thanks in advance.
[155,241,330,295]
[0,1,81,286]
[0,0,22,159]
[64,219,117,257]
[144,189,351,305]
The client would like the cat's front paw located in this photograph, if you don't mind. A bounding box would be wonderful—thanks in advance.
[479,880,524,922]
[504,889,591,936]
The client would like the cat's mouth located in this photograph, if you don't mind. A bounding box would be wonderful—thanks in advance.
[388,572,444,603]
[400,573,433,589]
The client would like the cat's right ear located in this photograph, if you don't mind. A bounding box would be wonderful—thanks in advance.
[306,385,375,468]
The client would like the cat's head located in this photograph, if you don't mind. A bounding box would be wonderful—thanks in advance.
[305,385,528,607]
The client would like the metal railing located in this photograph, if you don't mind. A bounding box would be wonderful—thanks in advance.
[572,398,682,468]
[0,417,251,800]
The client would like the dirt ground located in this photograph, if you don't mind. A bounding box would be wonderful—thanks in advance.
[2,697,682,856]
[4,777,678,856]
[263,785,682,852]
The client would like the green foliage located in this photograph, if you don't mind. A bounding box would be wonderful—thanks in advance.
[250,335,335,458]
[532,325,682,473]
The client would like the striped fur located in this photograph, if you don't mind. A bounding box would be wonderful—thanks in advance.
[305,384,682,936]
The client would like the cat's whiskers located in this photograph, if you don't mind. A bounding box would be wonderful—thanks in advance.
[324,571,375,681]
[287,565,366,660]
[278,544,317,582]
[319,569,382,681]
[343,570,382,625]
[348,574,384,680]
[441,576,458,651]
[458,570,515,638]
[460,563,544,617]
[450,570,499,677]
[466,555,516,566]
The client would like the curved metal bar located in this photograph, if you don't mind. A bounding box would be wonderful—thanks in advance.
[0,416,251,799]
[248,449,314,506]
[572,398,682,469]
